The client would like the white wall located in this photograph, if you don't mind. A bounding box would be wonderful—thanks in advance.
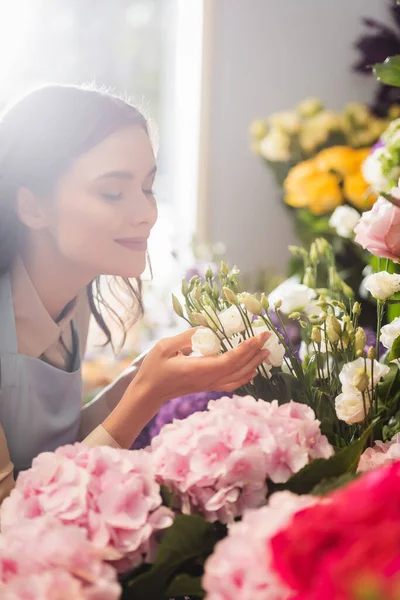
[204,0,392,276]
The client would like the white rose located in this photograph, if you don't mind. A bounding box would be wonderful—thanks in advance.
[329,206,360,238]
[339,357,390,394]
[363,271,400,301]
[380,318,400,350]
[219,305,246,338]
[259,129,290,162]
[191,328,221,356]
[361,148,390,193]
[335,391,370,424]
[268,282,317,314]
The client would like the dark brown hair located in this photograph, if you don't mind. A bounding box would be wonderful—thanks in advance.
[0,84,149,348]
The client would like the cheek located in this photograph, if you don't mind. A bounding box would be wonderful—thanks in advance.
[52,193,121,260]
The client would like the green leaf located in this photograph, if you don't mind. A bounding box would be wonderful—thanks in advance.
[389,335,400,361]
[166,574,204,598]
[373,56,400,87]
[122,515,216,600]
[274,424,373,495]
[310,472,359,496]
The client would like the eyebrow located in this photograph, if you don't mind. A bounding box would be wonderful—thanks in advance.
[95,166,157,181]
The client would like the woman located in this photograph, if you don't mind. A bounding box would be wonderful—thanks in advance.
[0,84,269,502]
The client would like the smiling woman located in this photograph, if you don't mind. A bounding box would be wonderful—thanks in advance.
[0,84,270,505]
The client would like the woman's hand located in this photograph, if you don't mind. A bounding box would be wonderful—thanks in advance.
[103,328,271,448]
[134,327,271,402]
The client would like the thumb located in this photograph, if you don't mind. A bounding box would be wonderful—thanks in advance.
[160,327,201,356]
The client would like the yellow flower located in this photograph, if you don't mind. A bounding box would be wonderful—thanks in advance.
[296,97,323,118]
[344,102,371,127]
[344,172,376,210]
[285,171,343,215]
[250,119,268,140]
[315,146,364,176]
[268,110,300,134]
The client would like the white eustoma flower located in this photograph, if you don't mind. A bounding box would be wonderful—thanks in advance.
[192,328,221,356]
[219,305,246,338]
[362,147,390,193]
[363,271,400,301]
[252,323,285,371]
[380,318,400,350]
[339,357,390,394]
[268,281,317,314]
[335,391,370,424]
[329,206,361,238]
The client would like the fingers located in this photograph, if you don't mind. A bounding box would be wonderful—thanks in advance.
[216,369,258,392]
[217,350,269,386]
[215,332,271,377]
[156,328,201,357]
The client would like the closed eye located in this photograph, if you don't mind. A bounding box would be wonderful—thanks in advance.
[101,192,124,201]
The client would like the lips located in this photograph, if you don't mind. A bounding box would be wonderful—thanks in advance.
[115,237,148,251]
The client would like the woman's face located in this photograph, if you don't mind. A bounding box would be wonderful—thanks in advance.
[44,124,158,279]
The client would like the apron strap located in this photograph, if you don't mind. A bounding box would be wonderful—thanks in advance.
[0,271,18,354]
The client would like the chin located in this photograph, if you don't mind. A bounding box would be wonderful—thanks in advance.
[111,258,147,279]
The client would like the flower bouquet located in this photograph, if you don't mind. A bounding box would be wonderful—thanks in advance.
[250,98,397,186]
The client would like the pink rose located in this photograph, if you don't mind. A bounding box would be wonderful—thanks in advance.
[354,196,400,261]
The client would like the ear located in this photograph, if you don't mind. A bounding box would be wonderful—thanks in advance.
[15,187,48,230]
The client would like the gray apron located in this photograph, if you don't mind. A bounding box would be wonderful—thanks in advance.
[0,272,82,473]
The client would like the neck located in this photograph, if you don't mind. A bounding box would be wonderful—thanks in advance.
[20,235,93,321]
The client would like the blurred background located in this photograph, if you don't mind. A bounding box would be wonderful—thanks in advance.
[2,0,399,398]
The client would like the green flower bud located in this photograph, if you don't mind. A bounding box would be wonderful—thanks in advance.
[288,311,302,320]
[261,293,270,311]
[172,294,184,318]
[274,299,283,309]
[355,327,367,354]
[326,314,341,343]
[239,292,263,315]
[354,371,370,393]
[367,346,376,360]
[222,286,238,305]
[310,242,319,263]
[303,267,316,289]
[220,261,229,276]
[181,279,189,296]
[311,327,322,345]
[192,312,207,326]
[342,282,355,298]
[205,266,214,280]
[353,302,361,315]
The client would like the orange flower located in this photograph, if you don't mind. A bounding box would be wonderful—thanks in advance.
[344,171,377,210]
[315,146,364,176]
[285,171,343,215]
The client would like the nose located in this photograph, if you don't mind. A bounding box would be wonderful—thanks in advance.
[126,188,157,228]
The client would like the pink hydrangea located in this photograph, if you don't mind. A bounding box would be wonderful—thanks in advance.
[358,433,400,473]
[151,395,333,522]
[202,491,318,600]
[1,444,174,573]
[0,516,120,599]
